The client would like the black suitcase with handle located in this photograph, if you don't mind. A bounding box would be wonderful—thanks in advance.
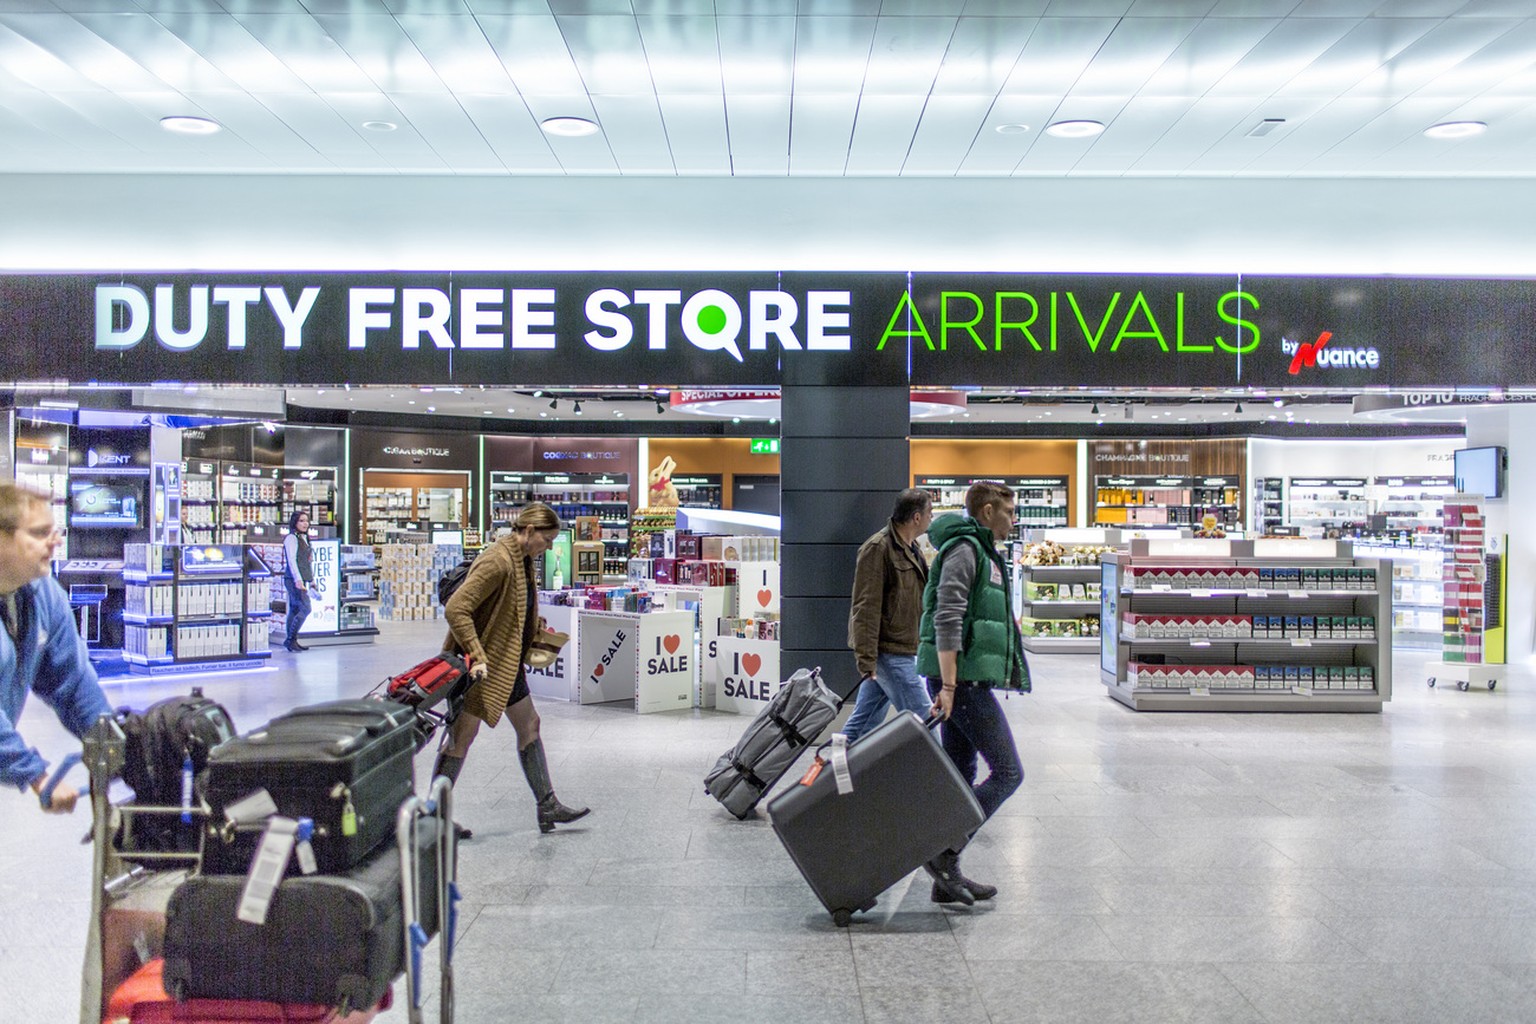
[201,700,416,876]
[766,711,985,926]
[163,816,442,1012]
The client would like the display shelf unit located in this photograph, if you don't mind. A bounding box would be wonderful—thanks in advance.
[490,471,631,581]
[1353,541,1442,648]
[670,474,723,509]
[1285,477,1368,539]
[918,475,1070,531]
[16,444,70,538]
[1253,477,1284,534]
[631,507,678,558]
[1018,564,1101,652]
[217,463,282,546]
[1366,474,1454,546]
[1095,475,1240,529]
[362,470,469,546]
[280,467,338,535]
[122,542,273,674]
[177,459,220,546]
[1100,538,1392,712]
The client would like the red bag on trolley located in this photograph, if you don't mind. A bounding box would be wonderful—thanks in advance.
[378,652,473,751]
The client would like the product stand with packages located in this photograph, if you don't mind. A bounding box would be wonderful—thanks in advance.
[178,460,220,545]
[1426,494,1507,692]
[1100,538,1393,712]
[1016,528,1119,653]
[122,542,275,674]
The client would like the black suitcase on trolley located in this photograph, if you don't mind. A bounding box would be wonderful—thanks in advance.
[703,667,842,819]
[201,700,417,876]
[162,818,442,1011]
[766,711,985,926]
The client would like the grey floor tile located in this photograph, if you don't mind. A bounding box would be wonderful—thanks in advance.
[861,982,990,1024]
[469,904,664,949]
[974,961,1266,1024]
[1218,962,1536,1024]
[950,913,1125,962]
[634,992,864,1024]
[745,948,859,995]
[1093,881,1337,918]
[1096,914,1370,963]
[654,905,854,951]
[1324,914,1536,963]
[548,948,745,994]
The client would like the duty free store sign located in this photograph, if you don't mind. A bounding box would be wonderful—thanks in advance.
[4,272,1535,389]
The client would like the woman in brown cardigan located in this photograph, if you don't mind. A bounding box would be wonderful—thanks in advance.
[432,502,589,837]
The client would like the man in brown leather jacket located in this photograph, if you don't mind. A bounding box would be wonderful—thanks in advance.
[843,489,933,741]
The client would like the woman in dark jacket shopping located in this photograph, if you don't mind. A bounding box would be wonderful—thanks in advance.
[432,502,589,837]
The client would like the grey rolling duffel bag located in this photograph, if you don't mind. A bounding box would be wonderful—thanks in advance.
[703,667,841,819]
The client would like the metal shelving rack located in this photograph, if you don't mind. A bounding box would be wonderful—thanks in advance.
[1100,538,1392,713]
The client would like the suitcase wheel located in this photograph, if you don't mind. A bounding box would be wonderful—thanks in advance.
[831,908,853,928]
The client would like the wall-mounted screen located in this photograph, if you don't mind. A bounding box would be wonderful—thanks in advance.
[69,480,145,528]
[1454,446,1506,499]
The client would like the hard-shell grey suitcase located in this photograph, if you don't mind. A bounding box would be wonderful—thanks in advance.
[766,711,985,926]
[703,667,841,819]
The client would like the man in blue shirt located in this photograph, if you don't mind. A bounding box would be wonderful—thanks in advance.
[0,483,112,813]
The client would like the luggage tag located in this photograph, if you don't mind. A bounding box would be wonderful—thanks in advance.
[237,816,298,925]
[224,788,279,828]
[294,817,318,875]
[829,733,854,796]
[798,757,826,786]
[180,755,194,824]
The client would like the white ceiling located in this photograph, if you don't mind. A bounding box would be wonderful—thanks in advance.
[2,0,1533,179]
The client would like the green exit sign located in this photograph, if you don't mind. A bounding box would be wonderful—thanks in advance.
[750,438,780,455]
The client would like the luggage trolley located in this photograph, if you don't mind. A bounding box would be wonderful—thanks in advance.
[70,713,204,1024]
[398,775,461,1024]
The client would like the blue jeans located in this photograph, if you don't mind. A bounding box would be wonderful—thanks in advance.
[926,676,1022,822]
[284,577,312,644]
[842,653,930,742]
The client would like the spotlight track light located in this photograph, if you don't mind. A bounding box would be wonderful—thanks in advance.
[1234,402,1244,414]
[548,399,558,410]
[573,401,583,414]
[1090,403,1100,415]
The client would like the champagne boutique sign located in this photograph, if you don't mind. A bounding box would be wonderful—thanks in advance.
[3,272,1533,389]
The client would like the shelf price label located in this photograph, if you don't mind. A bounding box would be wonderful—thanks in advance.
[1189,686,1211,697]
[1291,686,1313,696]
[1290,638,1313,647]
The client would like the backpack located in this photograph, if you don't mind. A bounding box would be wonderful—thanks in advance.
[436,556,475,607]
[115,688,237,857]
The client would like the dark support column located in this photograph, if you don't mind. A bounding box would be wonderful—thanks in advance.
[779,380,909,699]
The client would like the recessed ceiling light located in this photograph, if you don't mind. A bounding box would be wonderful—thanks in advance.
[994,123,1030,135]
[362,120,397,132]
[1424,120,1486,140]
[483,410,492,415]
[160,116,221,135]
[427,405,436,412]
[1045,120,1104,139]
[541,116,599,137]
[408,400,415,405]
[539,412,548,418]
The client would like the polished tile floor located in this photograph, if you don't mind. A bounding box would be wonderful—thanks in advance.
[10,621,1536,1023]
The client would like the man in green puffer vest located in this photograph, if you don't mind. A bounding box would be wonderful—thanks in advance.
[916,481,1029,905]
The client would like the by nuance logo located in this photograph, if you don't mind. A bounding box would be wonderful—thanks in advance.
[86,449,131,467]
[1283,331,1379,374]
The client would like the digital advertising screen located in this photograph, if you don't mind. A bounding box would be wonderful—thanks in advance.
[68,480,145,529]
